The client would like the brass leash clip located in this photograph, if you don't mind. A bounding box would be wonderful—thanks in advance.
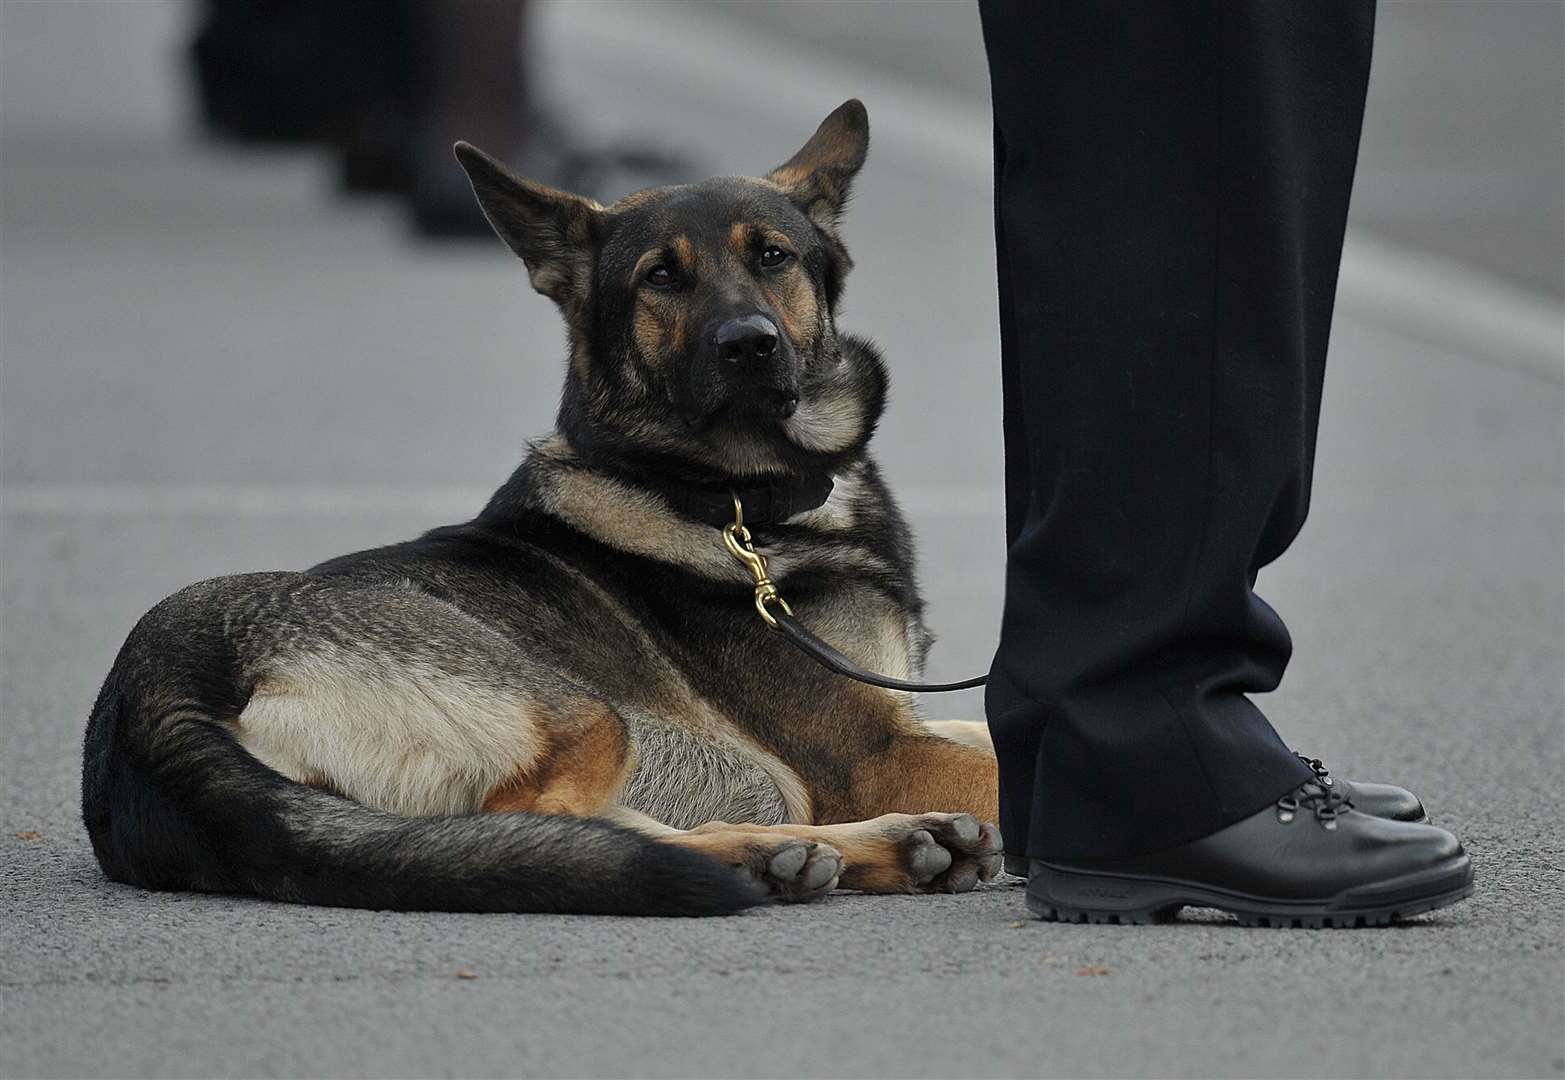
[717,491,988,692]
[721,493,794,628]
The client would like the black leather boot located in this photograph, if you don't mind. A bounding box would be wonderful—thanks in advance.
[1024,779,1473,927]
[1002,754,1428,878]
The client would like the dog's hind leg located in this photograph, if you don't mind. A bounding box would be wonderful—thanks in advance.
[604,808,842,903]
[232,578,562,817]
[480,698,634,817]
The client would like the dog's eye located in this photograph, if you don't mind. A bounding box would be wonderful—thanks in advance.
[759,247,791,268]
[645,265,675,288]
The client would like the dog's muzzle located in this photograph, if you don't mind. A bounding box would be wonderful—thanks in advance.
[686,313,801,423]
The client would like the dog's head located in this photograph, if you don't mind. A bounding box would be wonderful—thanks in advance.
[455,99,885,479]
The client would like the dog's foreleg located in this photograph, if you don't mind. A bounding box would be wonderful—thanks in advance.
[845,733,1001,825]
[607,807,1001,895]
[603,807,842,903]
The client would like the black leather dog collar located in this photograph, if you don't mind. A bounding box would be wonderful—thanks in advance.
[656,473,836,528]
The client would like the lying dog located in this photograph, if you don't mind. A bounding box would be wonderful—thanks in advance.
[82,100,1003,915]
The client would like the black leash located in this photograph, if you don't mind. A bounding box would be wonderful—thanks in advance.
[720,494,987,693]
[769,610,987,692]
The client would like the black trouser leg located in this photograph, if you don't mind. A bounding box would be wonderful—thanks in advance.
[981,1,1376,860]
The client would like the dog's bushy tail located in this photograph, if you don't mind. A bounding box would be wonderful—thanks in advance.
[80,641,763,917]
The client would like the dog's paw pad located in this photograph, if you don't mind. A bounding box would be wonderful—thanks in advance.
[768,843,809,881]
[974,823,1004,882]
[906,829,955,883]
[948,814,981,844]
[760,840,841,903]
[942,862,980,893]
[892,813,1004,894]
[923,813,992,852]
[802,848,841,892]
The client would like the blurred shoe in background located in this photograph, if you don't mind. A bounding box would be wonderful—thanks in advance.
[188,0,698,239]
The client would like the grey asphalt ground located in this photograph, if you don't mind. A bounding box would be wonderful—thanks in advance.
[2,2,1562,1078]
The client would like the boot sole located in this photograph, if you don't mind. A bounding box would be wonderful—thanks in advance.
[1025,854,1473,928]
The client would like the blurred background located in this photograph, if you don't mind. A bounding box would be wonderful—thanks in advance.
[2,3,1562,1078]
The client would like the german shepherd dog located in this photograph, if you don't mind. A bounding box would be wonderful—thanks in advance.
[82,101,1004,916]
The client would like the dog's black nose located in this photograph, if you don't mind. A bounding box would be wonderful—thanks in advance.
[714,315,779,364]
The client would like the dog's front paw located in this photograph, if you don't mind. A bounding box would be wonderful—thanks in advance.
[757,839,843,902]
[846,812,1003,894]
[670,828,842,903]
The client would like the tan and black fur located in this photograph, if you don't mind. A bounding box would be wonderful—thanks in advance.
[81,101,1003,915]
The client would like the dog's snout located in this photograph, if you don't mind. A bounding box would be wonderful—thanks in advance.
[690,311,799,425]
[714,315,779,364]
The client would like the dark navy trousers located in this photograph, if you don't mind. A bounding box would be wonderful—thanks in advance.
[981,1,1377,860]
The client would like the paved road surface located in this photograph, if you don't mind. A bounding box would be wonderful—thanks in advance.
[3,3,1561,1077]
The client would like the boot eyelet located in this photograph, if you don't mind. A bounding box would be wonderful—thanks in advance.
[1278,777,1350,830]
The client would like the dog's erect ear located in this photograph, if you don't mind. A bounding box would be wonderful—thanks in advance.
[765,99,869,233]
[454,141,601,308]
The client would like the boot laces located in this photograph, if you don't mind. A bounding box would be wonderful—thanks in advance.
[1276,777,1352,830]
[1295,751,1335,787]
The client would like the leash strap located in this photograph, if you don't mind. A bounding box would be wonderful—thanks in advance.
[769,609,987,692]
[721,495,987,694]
